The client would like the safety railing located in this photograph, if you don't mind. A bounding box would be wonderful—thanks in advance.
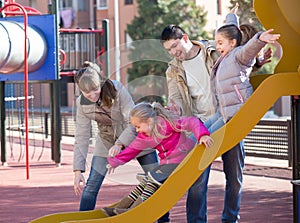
[5,110,293,164]
[59,28,105,80]
[244,118,292,166]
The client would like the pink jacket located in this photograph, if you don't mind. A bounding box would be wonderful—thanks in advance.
[107,116,210,168]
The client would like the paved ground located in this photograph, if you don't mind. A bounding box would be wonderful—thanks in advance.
[0,136,294,223]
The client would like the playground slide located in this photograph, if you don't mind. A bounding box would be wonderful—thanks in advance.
[29,71,300,223]
[30,0,300,222]
[253,0,300,74]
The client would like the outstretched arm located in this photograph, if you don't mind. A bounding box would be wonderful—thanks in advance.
[106,136,153,174]
[259,29,280,44]
[225,3,239,27]
[230,2,239,14]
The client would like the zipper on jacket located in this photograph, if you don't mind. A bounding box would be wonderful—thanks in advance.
[234,84,244,103]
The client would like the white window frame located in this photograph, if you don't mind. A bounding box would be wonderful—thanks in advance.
[97,0,108,10]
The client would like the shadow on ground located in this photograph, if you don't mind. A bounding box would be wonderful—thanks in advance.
[0,183,292,223]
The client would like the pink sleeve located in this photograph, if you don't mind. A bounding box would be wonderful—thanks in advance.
[107,156,126,168]
[107,135,150,168]
[177,116,210,141]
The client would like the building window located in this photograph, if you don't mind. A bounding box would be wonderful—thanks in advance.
[78,0,88,11]
[125,0,133,5]
[59,0,73,8]
[97,0,108,9]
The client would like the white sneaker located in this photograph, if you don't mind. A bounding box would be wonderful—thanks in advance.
[136,173,146,182]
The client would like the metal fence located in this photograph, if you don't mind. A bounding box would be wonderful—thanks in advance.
[244,119,292,166]
[59,28,104,75]
[4,111,292,165]
[4,109,97,138]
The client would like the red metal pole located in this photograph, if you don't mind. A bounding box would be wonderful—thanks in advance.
[0,3,29,179]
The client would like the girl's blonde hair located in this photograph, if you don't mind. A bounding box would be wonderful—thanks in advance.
[75,61,117,108]
[130,102,181,139]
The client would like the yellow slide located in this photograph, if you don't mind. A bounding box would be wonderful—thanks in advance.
[30,0,300,222]
[29,71,300,223]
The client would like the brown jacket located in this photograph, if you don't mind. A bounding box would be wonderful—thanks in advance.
[166,40,219,121]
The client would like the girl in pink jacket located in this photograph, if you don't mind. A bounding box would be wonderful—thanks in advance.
[102,101,213,216]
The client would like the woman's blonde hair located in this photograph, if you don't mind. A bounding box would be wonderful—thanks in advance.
[130,102,181,139]
[75,61,117,108]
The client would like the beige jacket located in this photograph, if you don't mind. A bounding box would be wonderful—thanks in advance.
[211,32,265,122]
[73,80,149,172]
[166,40,219,121]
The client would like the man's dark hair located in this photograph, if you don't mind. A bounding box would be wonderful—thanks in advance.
[160,25,186,43]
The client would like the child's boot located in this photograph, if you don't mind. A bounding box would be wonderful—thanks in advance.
[101,196,134,217]
[101,207,116,217]
[113,197,143,215]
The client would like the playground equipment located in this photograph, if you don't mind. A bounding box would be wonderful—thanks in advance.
[0,20,46,74]
[0,2,58,180]
[0,1,108,179]
[29,0,300,222]
[0,15,57,81]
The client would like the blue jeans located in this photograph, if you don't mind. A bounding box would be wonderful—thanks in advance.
[79,150,159,211]
[157,212,170,223]
[186,111,245,223]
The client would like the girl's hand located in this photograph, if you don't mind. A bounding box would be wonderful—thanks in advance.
[257,47,272,67]
[106,164,115,174]
[259,29,280,44]
[199,135,214,148]
[108,144,123,157]
[230,3,239,14]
